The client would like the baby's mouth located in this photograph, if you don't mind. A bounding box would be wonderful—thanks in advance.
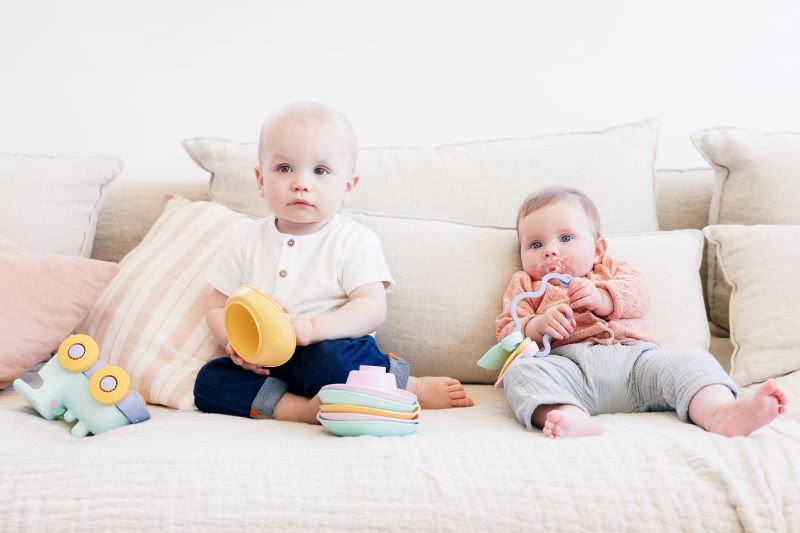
[545,265,561,273]
[290,199,313,207]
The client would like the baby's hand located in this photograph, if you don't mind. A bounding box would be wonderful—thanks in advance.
[531,303,575,341]
[568,277,609,314]
[227,342,271,376]
[283,307,313,346]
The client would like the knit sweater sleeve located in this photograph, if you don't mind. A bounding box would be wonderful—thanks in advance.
[495,271,540,341]
[592,257,650,320]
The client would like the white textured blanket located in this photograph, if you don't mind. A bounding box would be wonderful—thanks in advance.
[1,385,799,532]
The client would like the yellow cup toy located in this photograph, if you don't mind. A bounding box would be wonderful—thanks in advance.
[224,286,296,367]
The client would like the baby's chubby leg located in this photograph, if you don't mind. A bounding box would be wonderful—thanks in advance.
[406,376,474,409]
[503,350,598,437]
[248,337,389,425]
[272,375,477,423]
[273,392,322,424]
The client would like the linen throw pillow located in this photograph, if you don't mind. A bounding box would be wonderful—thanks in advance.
[0,153,122,257]
[0,236,119,388]
[692,128,800,331]
[183,118,660,234]
[348,211,709,384]
[80,196,253,410]
[703,225,800,387]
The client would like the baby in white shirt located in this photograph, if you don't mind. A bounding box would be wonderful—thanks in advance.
[194,101,473,424]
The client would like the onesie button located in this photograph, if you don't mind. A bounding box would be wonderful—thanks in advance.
[279,269,287,278]
[287,239,295,247]
[603,331,611,339]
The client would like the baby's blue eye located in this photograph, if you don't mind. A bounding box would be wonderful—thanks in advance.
[276,164,292,173]
[313,166,329,175]
[560,234,573,243]
[530,241,542,249]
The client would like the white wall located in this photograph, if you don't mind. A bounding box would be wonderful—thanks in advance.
[2,0,799,182]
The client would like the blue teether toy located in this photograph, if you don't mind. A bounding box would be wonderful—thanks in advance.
[477,272,572,387]
[13,334,150,437]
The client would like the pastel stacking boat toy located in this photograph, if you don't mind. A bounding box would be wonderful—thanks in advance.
[318,365,420,437]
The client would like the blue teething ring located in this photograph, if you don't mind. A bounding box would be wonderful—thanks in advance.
[510,272,573,329]
[476,272,573,375]
[509,272,573,358]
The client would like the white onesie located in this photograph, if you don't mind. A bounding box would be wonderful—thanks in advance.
[205,213,394,319]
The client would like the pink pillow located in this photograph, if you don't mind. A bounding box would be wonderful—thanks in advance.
[0,235,27,254]
[0,237,119,388]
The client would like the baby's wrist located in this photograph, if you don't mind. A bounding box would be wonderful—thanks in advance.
[522,318,534,337]
[595,289,614,316]
[524,317,542,340]
[305,316,319,344]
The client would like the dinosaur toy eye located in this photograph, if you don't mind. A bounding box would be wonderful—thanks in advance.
[89,365,131,405]
[57,334,100,373]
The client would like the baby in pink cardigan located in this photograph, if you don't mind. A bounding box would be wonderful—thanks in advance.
[496,186,787,438]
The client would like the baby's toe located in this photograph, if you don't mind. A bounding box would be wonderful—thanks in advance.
[546,409,564,424]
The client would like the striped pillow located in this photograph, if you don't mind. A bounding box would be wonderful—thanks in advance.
[81,196,253,410]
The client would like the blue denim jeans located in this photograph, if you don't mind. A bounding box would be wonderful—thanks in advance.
[193,336,410,419]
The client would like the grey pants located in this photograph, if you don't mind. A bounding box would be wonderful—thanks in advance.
[503,342,738,430]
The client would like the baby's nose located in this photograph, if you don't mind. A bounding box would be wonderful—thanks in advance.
[291,176,310,191]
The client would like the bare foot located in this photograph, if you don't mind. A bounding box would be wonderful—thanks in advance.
[406,376,474,409]
[542,408,602,438]
[705,379,787,437]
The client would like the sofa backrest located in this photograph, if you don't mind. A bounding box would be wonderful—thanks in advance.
[91,168,715,263]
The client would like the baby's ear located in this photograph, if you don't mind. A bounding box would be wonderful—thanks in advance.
[594,237,607,262]
[254,166,266,199]
[344,175,360,198]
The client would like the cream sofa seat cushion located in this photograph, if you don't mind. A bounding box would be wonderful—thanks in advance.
[703,224,800,387]
[0,153,122,257]
[183,118,660,233]
[350,210,709,384]
[692,128,800,331]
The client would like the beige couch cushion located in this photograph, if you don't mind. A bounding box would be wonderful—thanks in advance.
[653,168,714,232]
[654,167,715,317]
[0,153,122,257]
[351,210,709,383]
[183,118,660,233]
[91,178,211,263]
[692,128,800,331]
[703,224,800,387]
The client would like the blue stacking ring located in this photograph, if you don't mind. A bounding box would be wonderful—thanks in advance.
[509,272,572,357]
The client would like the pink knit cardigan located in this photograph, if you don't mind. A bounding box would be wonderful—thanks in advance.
[496,256,659,348]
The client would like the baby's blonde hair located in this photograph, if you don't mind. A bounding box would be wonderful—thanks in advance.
[516,186,602,239]
[258,101,358,172]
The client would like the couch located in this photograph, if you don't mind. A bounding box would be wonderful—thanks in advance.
[2,119,799,531]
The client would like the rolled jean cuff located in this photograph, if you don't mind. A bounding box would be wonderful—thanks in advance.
[250,377,289,419]
[389,357,411,390]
